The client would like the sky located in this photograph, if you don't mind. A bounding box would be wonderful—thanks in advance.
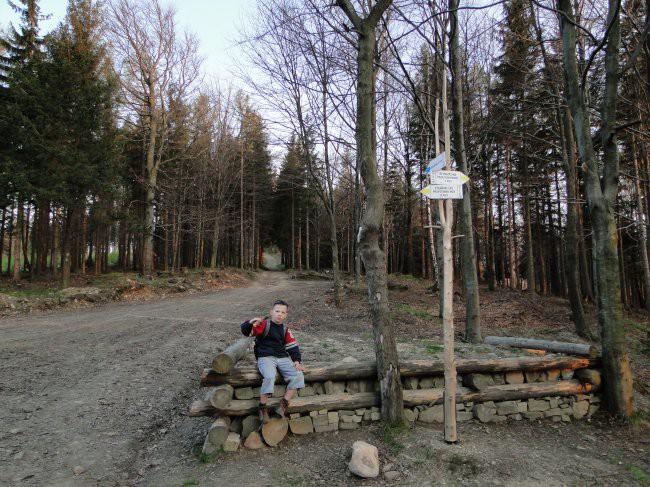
[0,0,256,86]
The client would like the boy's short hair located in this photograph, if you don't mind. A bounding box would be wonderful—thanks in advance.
[273,299,289,308]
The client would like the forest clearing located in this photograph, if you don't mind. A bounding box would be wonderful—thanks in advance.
[1,0,649,484]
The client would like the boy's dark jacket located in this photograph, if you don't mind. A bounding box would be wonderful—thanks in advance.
[240,318,301,363]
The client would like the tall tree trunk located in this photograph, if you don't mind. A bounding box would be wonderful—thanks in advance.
[336,0,403,424]
[559,0,633,416]
[142,81,159,279]
[12,200,23,281]
[632,137,650,310]
[450,0,481,342]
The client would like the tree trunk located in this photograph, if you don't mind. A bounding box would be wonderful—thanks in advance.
[12,200,23,281]
[558,0,633,416]
[450,0,481,343]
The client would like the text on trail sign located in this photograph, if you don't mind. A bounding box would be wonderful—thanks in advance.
[421,184,463,200]
[424,152,446,174]
[430,170,470,185]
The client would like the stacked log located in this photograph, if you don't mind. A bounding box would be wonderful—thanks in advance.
[192,338,603,452]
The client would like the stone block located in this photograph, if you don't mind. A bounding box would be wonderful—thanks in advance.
[324,381,345,394]
[546,369,561,381]
[505,371,525,384]
[346,381,361,394]
[549,397,559,409]
[492,373,506,385]
[528,399,550,412]
[403,377,419,390]
[318,409,328,415]
[309,411,319,418]
[253,387,261,398]
[456,403,465,411]
[223,432,240,452]
[289,416,314,435]
[352,415,362,423]
[339,410,355,417]
[433,377,445,388]
[587,404,600,417]
[298,386,315,397]
[363,410,372,421]
[370,412,381,421]
[418,405,444,423]
[496,401,519,415]
[340,421,360,430]
[290,413,301,419]
[328,412,339,424]
[403,409,417,422]
[561,415,571,422]
[544,408,563,418]
[312,415,329,427]
[312,382,325,395]
[561,369,574,380]
[463,373,495,391]
[340,415,356,424]
[355,409,366,416]
[552,415,562,422]
[516,401,528,413]
[229,417,243,434]
[473,404,498,423]
[314,423,338,433]
[525,370,544,383]
[511,413,522,421]
[418,377,434,389]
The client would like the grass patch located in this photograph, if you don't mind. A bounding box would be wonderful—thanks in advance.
[392,303,435,320]
[629,410,650,431]
[381,421,410,456]
[425,344,444,354]
[629,465,649,483]
[178,480,199,487]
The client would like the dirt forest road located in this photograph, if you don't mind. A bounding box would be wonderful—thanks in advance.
[0,272,335,486]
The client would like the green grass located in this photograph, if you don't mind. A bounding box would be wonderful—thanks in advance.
[392,303,435,320]
[630,465,649,483]
[380,421,410,455]
[629,410,649,431]
[178,480,199,487]
[425,344,444,354]
[447,453,480,476]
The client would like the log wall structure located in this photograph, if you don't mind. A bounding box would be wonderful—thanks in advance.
[193,347,603,453]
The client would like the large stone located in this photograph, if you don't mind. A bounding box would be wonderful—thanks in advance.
[223,432,240,452]
[241,415,261,439]
[473,404,498,423]
[235,387,254,400]
[59,287,103,302]
[457,411,473,422]
[244,431,264,449]
[528,399,550,412]
[324,380,345,394]
[418,405,444,423]
[463,373,495,391]
[348,441,380,478]
[289,416,314,435]
[505,371,525,384]
[544,408,564,418]
[523,411,544,420]
[496,401,519,416]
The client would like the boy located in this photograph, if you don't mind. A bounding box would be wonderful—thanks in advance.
[240,300,304,422]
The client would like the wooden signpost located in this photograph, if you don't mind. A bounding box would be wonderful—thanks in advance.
[421,148,470,443]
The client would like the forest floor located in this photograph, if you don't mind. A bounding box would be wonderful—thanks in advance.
[0,271,648,486]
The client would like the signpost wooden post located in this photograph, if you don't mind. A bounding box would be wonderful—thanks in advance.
[421,149,470,444]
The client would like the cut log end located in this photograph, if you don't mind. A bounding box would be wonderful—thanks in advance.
[189,400,216,417]
[261,418,289,447]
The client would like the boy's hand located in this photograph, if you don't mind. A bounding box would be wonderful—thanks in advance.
[249,317,263,325]
[294,361,304,372]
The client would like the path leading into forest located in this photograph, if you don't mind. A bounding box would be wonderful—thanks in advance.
[1,272,647,486]
[0,272,330,486]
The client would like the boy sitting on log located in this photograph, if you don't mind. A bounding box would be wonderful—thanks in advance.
[240,300,304,422]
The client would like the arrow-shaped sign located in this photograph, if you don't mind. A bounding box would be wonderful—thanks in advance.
[430,170,469,185]
[424,152,446,175]
[421,184,463,200]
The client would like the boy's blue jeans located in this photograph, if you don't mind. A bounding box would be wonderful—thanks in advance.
[258,356,305,395]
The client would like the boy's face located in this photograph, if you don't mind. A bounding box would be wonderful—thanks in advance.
[270,304,288,324]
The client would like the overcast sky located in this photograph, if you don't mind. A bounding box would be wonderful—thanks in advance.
[0,0,255,86]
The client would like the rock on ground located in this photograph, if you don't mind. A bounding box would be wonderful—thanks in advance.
[348,441,379,478]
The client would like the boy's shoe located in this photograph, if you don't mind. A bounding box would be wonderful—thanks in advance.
[258,403,271,424]
[274,398,289,419]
